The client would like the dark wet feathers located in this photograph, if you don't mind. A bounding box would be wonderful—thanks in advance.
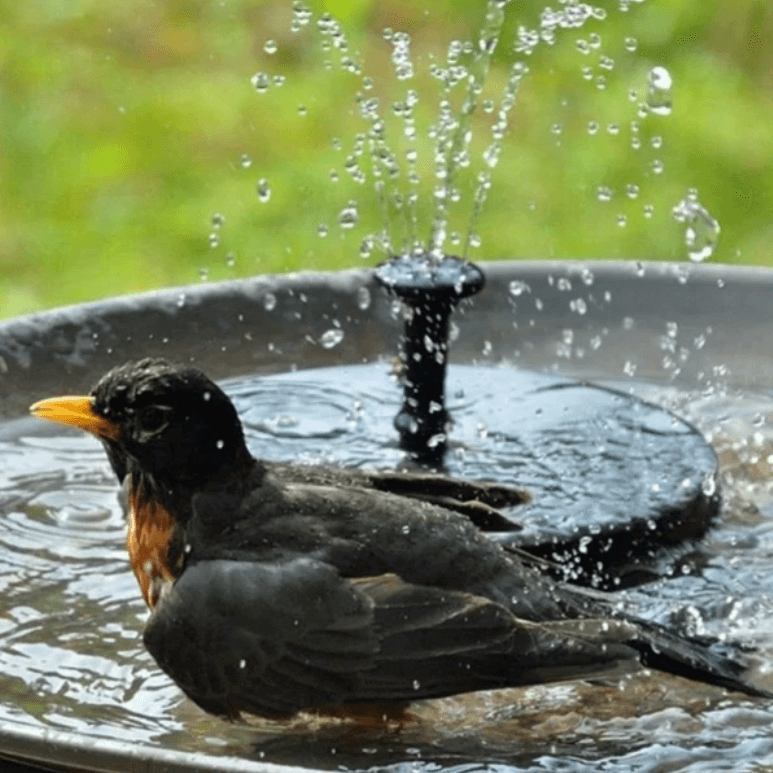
[85,359,771,719]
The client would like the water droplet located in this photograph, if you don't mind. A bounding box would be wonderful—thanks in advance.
[320,329,344,348]
[671,192,721,262]
[338,201,359,229]
[176,293,186,308]
[225,252,236,268]
[571,298,588,315]
[426,433,446,449]
[647,66,673,116]
[625,183,639,199]
[597,186,613,203]
[599,55,614,71]
[291,0,312,32]
[356,287,371,310]
[587,121,599,135]
[211,213,225,228]
[624,36,638,53]
[256,178,271,203]
[297,104,307,116]
[264,40,277,55]
[651,159,664,175]
[208,233,220,248]
[263,293,277,311]
[358,235,374,259]
[250,72,270,93]
[240,154,252,168]
[216,439,225,450]
[508,280,530,297]
[317,223,329,238]
[702,471,717,497]
[199,267,209,281]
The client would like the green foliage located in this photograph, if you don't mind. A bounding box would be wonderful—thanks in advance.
[0,0,771,317]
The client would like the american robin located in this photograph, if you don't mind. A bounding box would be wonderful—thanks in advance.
[30,358,770,721]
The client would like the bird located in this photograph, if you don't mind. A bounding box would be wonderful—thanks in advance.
[29,357,770,722]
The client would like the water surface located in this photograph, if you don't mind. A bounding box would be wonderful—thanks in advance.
[1,363,772,772]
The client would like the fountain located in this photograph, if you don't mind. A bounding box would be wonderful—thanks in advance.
[1,2,772,773]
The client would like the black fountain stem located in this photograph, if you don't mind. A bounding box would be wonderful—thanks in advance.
[374,255,485,467]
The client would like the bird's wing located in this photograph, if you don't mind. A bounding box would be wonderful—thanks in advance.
[146,557,765,719]
[262,461,527,532]
[142,558,519,719]
[366,471,528,531]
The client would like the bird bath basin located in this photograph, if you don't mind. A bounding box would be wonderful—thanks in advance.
[1,260,773,772]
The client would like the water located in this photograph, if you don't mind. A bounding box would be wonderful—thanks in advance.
[2,363,773,771]
[234,0,691,272]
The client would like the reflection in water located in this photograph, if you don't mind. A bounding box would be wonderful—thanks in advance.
[1,366,773,771]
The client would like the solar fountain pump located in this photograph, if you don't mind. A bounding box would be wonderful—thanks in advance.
[375,254,485,468]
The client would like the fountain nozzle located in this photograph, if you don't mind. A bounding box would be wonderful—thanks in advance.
[374,255,485,468]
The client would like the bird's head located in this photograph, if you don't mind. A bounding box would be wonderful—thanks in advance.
[30,358,253,507]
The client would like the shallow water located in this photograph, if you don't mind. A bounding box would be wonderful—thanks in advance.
[2,363,773,772]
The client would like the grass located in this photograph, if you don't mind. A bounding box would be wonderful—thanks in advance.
[0,0,771,318]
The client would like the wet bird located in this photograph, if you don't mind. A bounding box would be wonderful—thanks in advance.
[30,358,770,721]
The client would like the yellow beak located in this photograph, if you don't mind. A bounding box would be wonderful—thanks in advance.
[29,395,120,441]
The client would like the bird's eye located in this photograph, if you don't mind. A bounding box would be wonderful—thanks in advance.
[138,406,170,434]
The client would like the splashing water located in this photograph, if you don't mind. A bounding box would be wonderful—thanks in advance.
[647,65,673,116]
[672,190,721,263]
[240,0,663,270]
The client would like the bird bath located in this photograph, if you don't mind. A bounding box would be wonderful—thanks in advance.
[1,260,773,773]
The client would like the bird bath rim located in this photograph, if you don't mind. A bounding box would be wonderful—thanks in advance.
[2,259,772,419]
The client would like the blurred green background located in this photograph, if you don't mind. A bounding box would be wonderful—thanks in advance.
[1,0,771,319]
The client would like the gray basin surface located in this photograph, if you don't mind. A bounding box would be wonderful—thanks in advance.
[3,260,773,411]
[1,260,773,773]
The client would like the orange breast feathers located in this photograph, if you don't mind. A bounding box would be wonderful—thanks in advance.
[126,487,179,609]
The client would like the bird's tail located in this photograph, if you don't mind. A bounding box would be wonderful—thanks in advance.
[623,617,771,698]
[528,612,772,699]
